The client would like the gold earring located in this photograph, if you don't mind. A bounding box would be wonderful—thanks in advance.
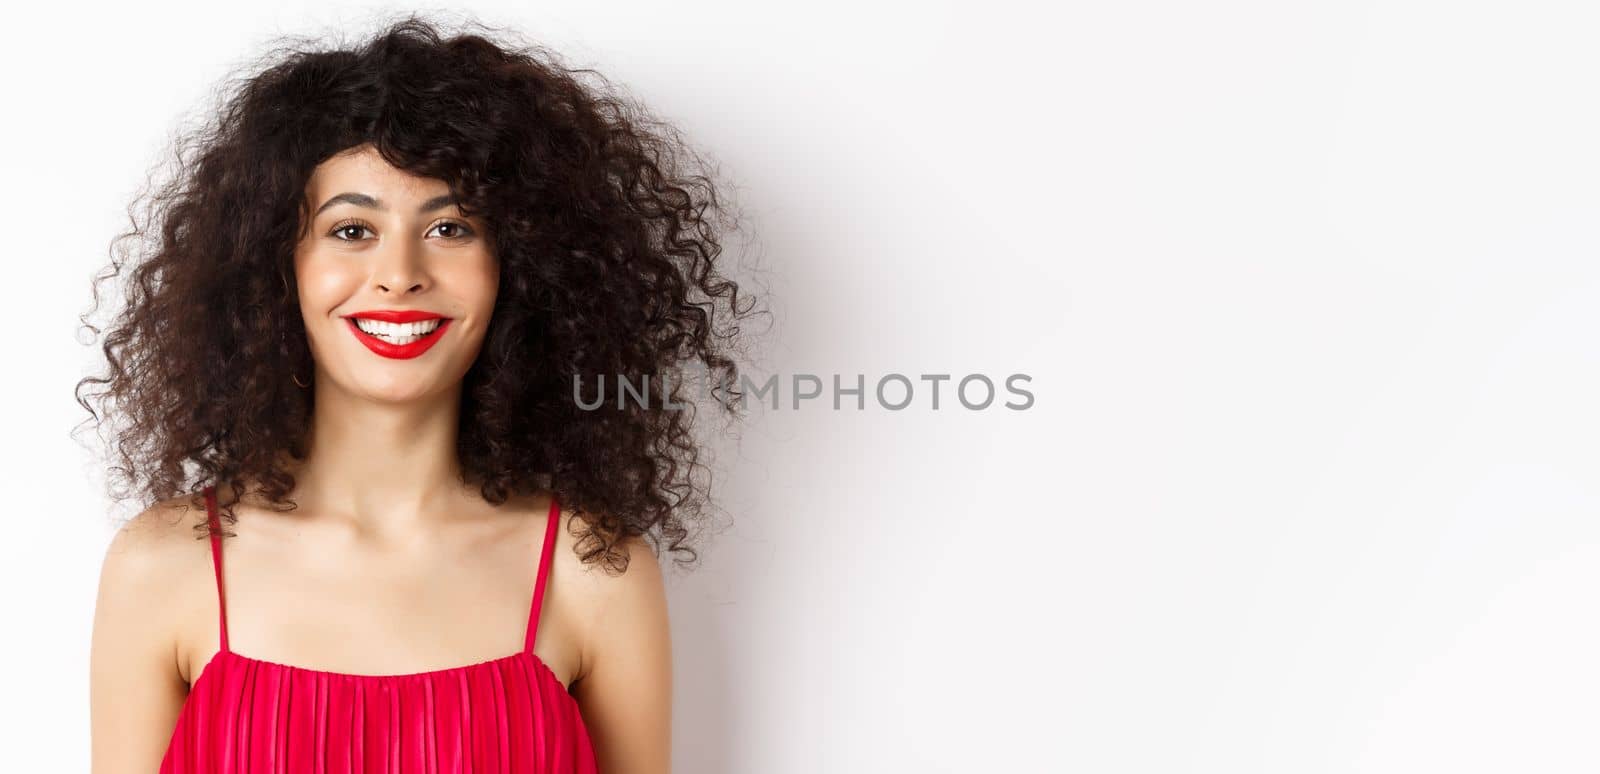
[292,372,310,389]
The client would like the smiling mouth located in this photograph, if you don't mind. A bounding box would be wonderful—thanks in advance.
[343,315,453,359]
[349,317,446,344]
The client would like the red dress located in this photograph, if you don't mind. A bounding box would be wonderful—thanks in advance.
[159,485,601,772]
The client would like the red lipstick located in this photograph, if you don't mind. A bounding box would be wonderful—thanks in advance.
[342,309,452,360]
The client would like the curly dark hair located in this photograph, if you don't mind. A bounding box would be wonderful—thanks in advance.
[74,14,766,571]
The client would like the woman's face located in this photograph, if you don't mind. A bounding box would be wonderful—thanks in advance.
[294,144,498,402]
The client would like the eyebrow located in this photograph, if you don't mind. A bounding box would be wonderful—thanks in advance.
[313,192,459,216]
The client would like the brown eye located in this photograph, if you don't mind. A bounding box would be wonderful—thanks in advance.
[431,221,476,240]
[329,221,372,241]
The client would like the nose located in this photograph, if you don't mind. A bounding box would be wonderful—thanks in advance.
[371,236,431,295]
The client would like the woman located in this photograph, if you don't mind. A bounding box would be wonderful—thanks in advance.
[82,15,758,773]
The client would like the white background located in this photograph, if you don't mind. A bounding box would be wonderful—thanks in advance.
[4,1,1598,771]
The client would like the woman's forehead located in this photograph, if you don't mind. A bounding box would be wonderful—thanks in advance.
[305,145,453,205]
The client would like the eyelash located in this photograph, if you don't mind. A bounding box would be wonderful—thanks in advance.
[327,219,476,242]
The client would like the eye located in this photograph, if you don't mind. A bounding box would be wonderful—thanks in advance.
[328,219,373,242]
[430,220,476,240]
[325,219,477,242]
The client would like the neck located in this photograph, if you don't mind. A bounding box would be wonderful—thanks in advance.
[284,372,479,531]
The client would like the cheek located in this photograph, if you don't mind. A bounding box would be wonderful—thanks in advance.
[444,260,500,317]
[474,267,500,314]
[294,256,365,335]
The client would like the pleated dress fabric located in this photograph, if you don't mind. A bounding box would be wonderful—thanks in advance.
[159,485,601,773]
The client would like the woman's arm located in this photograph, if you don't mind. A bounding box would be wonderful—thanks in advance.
[572,533,674,774]
[89,506,191,772]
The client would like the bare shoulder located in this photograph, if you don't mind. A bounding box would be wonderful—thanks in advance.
[90,491,213,771]
[107,490,210,546]
[99,491,211,613]
[552,508,669,674]
[554,510,668,630]
[557,510,673,772]
[95,492,213,666]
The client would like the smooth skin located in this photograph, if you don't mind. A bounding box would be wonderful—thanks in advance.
[89,143,672,773]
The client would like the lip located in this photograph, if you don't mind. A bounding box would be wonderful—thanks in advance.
[342,311,453,360]
[343,309,449,324]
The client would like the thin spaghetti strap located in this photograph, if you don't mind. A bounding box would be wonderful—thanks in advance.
[523,494,562,654]
[203,485,230,654]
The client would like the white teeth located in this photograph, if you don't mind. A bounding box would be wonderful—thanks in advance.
[352,317,443,344]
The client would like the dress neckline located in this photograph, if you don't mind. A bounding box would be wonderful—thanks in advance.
[189,485,572,692]
[187,647,577,701]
